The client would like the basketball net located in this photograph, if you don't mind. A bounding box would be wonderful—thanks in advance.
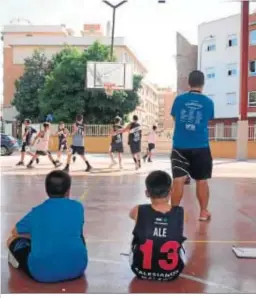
[104,83,116,97]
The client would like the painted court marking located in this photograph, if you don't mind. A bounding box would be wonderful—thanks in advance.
[0,255,244,293]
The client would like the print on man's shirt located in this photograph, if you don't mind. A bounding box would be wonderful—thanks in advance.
[180,101,203,132]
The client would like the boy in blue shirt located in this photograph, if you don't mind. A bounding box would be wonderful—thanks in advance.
[7,170,88,283]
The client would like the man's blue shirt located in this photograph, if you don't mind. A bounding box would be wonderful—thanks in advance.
[171,92,214,149]
[16,198,87,283]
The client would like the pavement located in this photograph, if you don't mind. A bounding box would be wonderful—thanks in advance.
[1,154,256,293]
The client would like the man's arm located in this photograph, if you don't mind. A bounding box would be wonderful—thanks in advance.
[170,96,179,120]
[210,100,215,120]
[129,205,139,221]
[32,131,41,146]
[112,123,131,136]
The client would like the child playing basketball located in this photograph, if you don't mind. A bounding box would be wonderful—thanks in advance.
[27,122,60,169]
[7,170,88,283]
[143,125,157,163]
[109,117,124,169]
[56,122,69,164]
[129,170,186,281]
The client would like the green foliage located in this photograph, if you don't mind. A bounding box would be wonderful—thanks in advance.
[12,41,142,123]
[12,50,51,121]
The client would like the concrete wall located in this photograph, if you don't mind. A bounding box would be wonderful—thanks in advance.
[176,32,198,95]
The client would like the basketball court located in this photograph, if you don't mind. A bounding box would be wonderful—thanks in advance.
[1,154,256,293]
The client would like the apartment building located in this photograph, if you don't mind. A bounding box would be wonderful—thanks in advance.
[2,23,153,122]
[158,87,175,129]
[198,13,256,125]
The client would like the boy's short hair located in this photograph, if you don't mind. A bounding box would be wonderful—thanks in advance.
[43,122,50,129]
[146,170,172,199]
[114,116,121,124]
[24,119,31,124]
[133,115,138,122]
[152,125,157,131]
[45,170,71,198]
[76,114,83,122]
[59,121,64,125]
[188,70,205,88]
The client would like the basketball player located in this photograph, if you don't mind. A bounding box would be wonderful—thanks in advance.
[109,117,124,169]
[56,122,69,164]
[129,171,186,281]
[143,125,157,163]
[16,119,39,166]
[27,122,60,169]
[117,115,141,170]
[63,114,92,172]
[170,70,214,221]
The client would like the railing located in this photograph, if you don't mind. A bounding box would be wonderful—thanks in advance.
[208,125,237,141]
[248,125,256,141]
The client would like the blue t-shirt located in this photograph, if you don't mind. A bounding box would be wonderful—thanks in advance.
[16,198,88,283]
[171,92,214,149]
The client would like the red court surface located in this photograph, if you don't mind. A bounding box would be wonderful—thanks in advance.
[1,156,256,293]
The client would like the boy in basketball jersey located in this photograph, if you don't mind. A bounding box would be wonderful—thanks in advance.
[16,119,39,166]
[56,122,69,164]
[63,114,92,172]
[129,170,186,281]
[27,122,60,169]
[109,117,124,169]
[143,125,157,163]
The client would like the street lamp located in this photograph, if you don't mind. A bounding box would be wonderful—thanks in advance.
[103,0,127,60]
[199,35,214,70]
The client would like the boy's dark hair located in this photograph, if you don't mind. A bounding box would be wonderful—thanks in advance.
[43,122,50,129]
[133,115,138,122]
[114,117,121,124]
[76,114,83,122]
[45,170,71,198]
[146,170,172,199]
[152,125,157,131]
[24,119,31,124]
[188,70,205,88]
[59,121,64,125]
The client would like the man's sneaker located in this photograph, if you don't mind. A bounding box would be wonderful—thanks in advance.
[54,161,62,168]
[72,155,76,163]
[27,164,33,169]
[119,164,123,170]
[148,159,152,163]
[36,158,39,164]
[143,156,147,163]
[63,165,69,172]
[85,165,92,172]
[109,161,117,168]
[199,210,211,221]
[16,161,24,166]
[8,250,19,269]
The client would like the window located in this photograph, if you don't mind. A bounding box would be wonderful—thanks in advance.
[205,68,215,79]
[249,60,256,76]
[227,63,237,77]
[226,92,237,105]
[248,91,256,107]
[227,35,237,47]
[249,30,256,45]
[206,44,216,52]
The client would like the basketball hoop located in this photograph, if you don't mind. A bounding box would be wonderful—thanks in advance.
[104,83,116,97]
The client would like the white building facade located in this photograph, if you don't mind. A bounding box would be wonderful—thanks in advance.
[198,14,241,119]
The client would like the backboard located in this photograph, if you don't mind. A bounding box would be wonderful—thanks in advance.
[86,61,133,90]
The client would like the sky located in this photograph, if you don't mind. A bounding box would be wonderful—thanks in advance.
[1,0,256,99]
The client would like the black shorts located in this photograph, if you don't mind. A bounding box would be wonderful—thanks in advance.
[71,145,85,155]
[110,143,124,153]
[21,142,28,152]
[148,143,155,152]
[8,237,33,278]
[171,147,212,180]
[36,150,51,156]
[58,142,68,151]
[130,142,141,154]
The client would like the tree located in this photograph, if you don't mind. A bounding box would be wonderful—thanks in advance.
[39,42,142,123]
[12,50,51,121]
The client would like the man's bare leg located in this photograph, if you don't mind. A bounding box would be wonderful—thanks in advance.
[118,152,122,169]
[171,176,187,206]
[196,180,211,221]
[63,151,72,172]
[109,150,116,167]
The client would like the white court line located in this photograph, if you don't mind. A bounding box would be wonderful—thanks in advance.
[1,255,243,293]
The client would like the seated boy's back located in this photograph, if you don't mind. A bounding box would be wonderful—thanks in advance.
[8,170,88,283]
[129,171,186,281]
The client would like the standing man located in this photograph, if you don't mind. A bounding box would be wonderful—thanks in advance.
[63,114,92,172]
[170,70,214,221]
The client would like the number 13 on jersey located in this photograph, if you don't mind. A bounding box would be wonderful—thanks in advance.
[140,239,180,271]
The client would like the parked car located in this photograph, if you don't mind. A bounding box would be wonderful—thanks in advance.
[1,134,20,156]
